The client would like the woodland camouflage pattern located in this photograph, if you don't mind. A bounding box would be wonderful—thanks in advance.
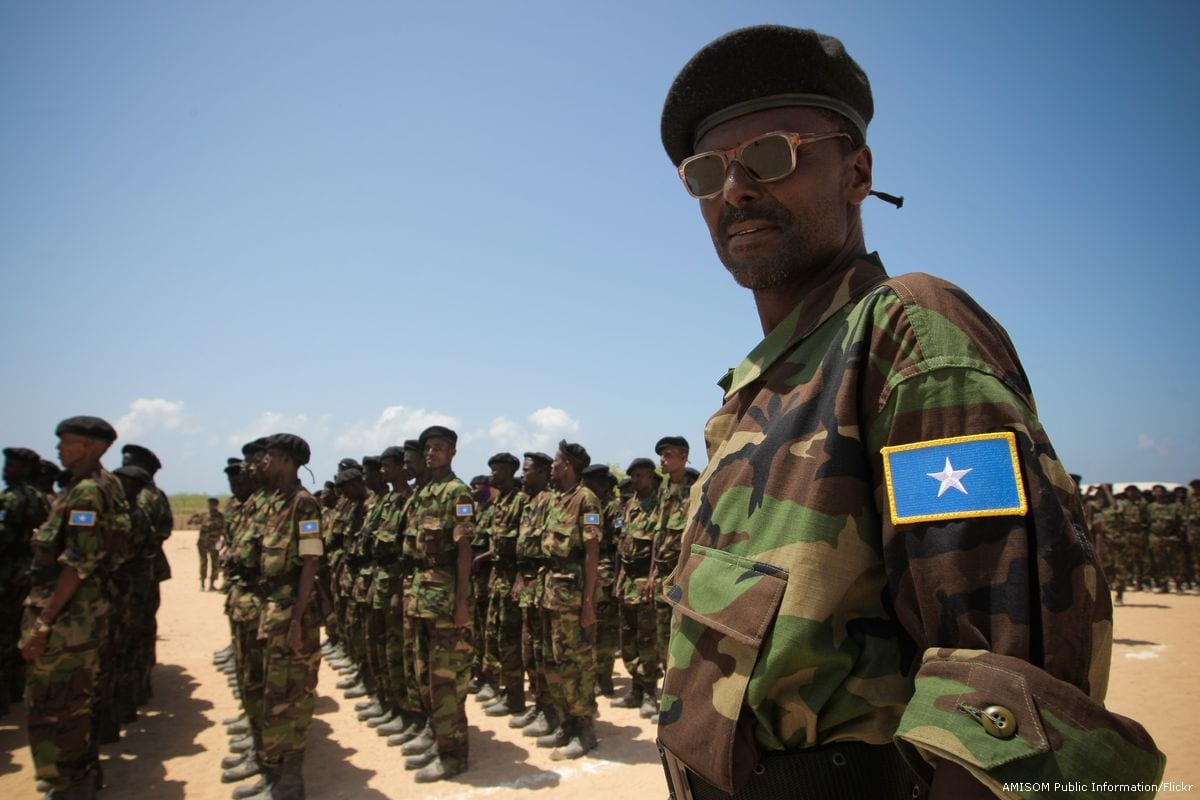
[657,255,1165,798]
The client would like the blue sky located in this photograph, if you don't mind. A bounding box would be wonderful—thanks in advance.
[3,1,1198,494]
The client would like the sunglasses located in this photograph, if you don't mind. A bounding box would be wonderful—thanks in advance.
[677,130,853,199]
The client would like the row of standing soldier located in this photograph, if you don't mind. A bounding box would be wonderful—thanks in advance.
[209,426,695,795]
[1,421,173,800]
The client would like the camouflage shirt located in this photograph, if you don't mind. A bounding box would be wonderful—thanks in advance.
[367,487,411,609]
[1145,500,1183,540]
[226,489,271,623]
[199,509,227,549]
[140,483,174,581]
[652,472,695,594]
[658,256,1162,796]
[540,482,601,612]
[404,472,474,619]
[0,481,50,586]
[617,492,658,604]
[483,486,528,596]
[514,487,552,608]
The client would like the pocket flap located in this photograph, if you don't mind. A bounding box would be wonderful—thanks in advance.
[666,544,788,647]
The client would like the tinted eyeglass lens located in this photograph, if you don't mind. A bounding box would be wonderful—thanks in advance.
[740,134,794,182]
[683,154,727,198]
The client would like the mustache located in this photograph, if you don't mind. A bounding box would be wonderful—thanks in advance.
[718,203,792,238]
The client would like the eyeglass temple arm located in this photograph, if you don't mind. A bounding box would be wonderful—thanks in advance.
[869,190,904,208]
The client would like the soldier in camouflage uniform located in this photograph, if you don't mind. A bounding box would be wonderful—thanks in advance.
[120,444,173,703]
[113,465,154,729]
[478,452,529,717]
[581,464,620,697]
[1,447,50,718]
[536,441,601,760]
[654,26,1162,799]
[468,474,494,697]
[1146,484,1186,593]
[397,426,475,782]
[199,497,227,591]
[508,452,553,734]
[21,416,129,800]
[611,457,661,714]
[240,433,324,800]
[645,436,693,721]
[322,468,365,670]
[1112,484,1150,591]
[1186,479,1200,589]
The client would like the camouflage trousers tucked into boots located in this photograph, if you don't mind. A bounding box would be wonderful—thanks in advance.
[22,607,99,791]
[522,605,550,709]
[237,619,268,753]
[542,609,597,720]
[384,606,421,715]
[412,616,472,767]
[618,599,660,686]
[260,610,321,765]
[484,586,524,697]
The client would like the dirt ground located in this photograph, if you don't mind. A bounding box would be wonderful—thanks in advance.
[2,530,1198,798]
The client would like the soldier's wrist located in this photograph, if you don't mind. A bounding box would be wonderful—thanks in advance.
[33,616,53,636]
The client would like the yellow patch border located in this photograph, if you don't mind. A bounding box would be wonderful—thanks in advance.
[68,509,97,527]
[298,519,320,534]
[881,431,1027,525]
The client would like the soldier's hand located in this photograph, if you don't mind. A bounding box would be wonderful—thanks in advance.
[286,619,303,653]
[580,599,597,628]
[390,593,402,617]
[21,632,48,662]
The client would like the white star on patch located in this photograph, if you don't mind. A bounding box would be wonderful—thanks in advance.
[927,457,972,497]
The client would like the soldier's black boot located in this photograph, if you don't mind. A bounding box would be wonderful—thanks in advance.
[386,714,427,746]
[639,680,659,719]
[535,711,571,748]
[596,672,615,697]
[400,724,436,756]
[523,706,559,738]
[551,716,598,760]
[610,678,643,708]
[486,684,526,717]
[404,743,439,770]
[414,751,466,783]
[223,752,263,783]
[269,753,305,800]
[509,703,540,728]
[234,762,280,800]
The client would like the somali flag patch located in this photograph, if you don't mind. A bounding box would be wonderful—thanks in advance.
[881,432,1027,525]
[614,518,623,528]
[298,519,320,534]
[583,513,601,526]
[455,503,474,518]
[69,510,97,527]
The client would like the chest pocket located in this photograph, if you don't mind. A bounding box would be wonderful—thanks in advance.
[541,513,578,559]
[260,508,295,578]
[418,515,447,556]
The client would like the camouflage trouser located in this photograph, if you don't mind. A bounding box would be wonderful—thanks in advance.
[91,607,116,747]
[655,598,673,675]
[412,616,472,764]
[236,619,267,752]
[198,542,221,586]
[366,606,389,702]
[21,607,98,790]
[1125,535,1150,586]
[521,605,548,707]
[483,583,523,694]
[542,608,597,719]
[350,600,372,686]
[471,570,490,682]
[260,611,321,766]
[0,584,28,705]
[618,599,660,686]
[593,589,618,684]
[127,564,157,704]
[384,606,421,715]
[1150,535,1187,586]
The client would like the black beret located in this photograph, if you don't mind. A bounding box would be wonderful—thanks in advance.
[224,462,242,475]
[661,25,873,165]
[56,416,118,444]
[557,440,591,474]
[207,496,220,503]
[619,477,632,490]
[337,458,362,471]
[523,451,553,469]
[3,447,41,464]
[488,452,520,470]
[582,464,614,482]
[264,433,311,466]
[418,425,458,448]
[471,475,490,486]
[114,464,151,483]
[655,436,690,455]
[242,438,269,459]
[40,459,60,476]
[685,466,701,480]
[362,455,382,469]
[335,467,363,486]
[380,446,407,462]
[626,457,657,474]
[226,457,242,466]
[122,443,162,471]
[403,439,423,454]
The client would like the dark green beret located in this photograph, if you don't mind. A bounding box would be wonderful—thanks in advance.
[265,433,311,467]
[56,416,118,444]
[582,464,614,482]
[335,467,363,486]
[380,446,406,462]
[655,436,690,455]
[242,438,269,459]
[418,425,458,448]
[488,452,520,470]
[626,457,657,474]
[338,458,361,471]
[523,451,553,469]
[224,461,242,475]
[362,455,382,469]
[40,459,60,477]
[3,447,41,464]
[557,440,591,474]
[114,464,151,483]
[403,439,422,454]
[226,457,242,466]
[661,25,873,165]
[122,443,162,471]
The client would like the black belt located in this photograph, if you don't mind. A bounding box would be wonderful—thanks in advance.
[620,555,652,568]
[417,553,456,568]
[658,740,926,800]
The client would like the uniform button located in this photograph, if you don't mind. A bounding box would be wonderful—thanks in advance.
[980,705,1017,739]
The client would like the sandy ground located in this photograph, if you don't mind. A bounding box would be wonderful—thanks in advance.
[2,530,1198,798]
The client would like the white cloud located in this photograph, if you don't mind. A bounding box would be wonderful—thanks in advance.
[1136,433,1155,450]
[486,406,581,454]
[335,406,460,451]
[226,412,314,447]
[116,398,185,440]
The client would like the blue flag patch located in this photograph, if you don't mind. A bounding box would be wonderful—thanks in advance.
[614,518,623,528]
[583,513,601,526]
[69,510,97,527]
[0,510,6,522]
[455,504,474,518]
[298,520,320,534]
[881,432,1027,525]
